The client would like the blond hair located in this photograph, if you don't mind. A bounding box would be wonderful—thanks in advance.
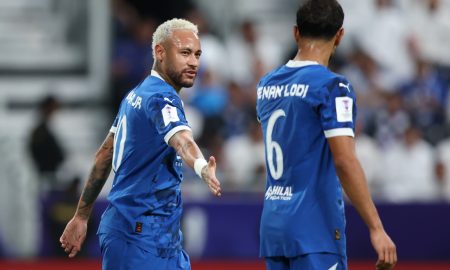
[152,18,199,60]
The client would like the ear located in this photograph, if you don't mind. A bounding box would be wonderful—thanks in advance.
[334,28,345,48]
[154,44,165,62]
[293,25,300,43]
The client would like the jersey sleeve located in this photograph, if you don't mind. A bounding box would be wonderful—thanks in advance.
[110,115,119,133]
[319,77,357,138]
[146,94,191,144]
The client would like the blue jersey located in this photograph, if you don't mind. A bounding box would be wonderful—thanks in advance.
[98,70,191,257]
[256,60,357,258]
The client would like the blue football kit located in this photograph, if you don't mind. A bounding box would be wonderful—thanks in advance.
[256,60,357,270]
[97,70,192,270]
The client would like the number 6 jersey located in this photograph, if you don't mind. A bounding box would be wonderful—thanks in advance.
[256,60,357,258]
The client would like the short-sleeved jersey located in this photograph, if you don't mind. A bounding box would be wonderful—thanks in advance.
[256,60,357,258]
[98,70,190,257]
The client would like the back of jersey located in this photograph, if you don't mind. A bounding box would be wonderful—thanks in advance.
[256,60,357,258]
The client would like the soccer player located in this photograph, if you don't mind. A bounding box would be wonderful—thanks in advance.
[256,1,397,269]
[59,18,221,270]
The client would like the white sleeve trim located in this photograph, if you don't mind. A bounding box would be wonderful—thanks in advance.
[110,126,117,133]
[324,128,354,138]
[164,125,191,144]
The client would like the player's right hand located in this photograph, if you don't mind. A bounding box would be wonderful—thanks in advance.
[370,228,397,269]
[201,156,222,196]
[59,216,88,258]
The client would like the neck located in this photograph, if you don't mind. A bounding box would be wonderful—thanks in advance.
[293,39,335,67]
[152,64,182,92]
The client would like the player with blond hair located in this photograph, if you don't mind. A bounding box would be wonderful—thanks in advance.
[60,18,221,270]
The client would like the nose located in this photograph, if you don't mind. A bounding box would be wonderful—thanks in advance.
[187,54,199,68]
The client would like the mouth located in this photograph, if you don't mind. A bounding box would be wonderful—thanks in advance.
[184,70,197,79]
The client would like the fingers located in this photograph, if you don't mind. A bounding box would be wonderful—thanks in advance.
[393,246,397,265]
[62,242,80,258]
[60,231,81,258]
[388,244,397,266]
[376,245,397,270]
[69,246,80,258]
[377,247,385,263]
[206,156,221,196]
[208,156,216,169]
[208,179,222,196]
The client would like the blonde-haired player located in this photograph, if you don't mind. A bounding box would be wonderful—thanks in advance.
[60,18,221,270]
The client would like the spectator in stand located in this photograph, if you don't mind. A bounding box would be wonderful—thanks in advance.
[405,0,450,75]
[340,46,384,134]
[355,0,415,89]
[380,124,439,203]
[355,121,383,199]
[374,93,410,149]
[110,15,156,112]
[184,8,228,85]
[226,20,283,87]
[222,119,265,191]
[222,82,256,139]
[399,58,449,144]
[28,95,65,194]
[435,129,450,201]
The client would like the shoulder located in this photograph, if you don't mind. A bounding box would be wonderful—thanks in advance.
[137,78,181,106]
[318,71,355,96]
[312,68,349,87]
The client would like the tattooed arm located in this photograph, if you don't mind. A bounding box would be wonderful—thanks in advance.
[169,129,221,196]
[60,132,114,258]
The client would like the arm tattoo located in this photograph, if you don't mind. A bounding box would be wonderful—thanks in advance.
[77,134,114,219]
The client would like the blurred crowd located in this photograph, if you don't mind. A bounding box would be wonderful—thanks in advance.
[104,0,450,203]
[1,0,450,260]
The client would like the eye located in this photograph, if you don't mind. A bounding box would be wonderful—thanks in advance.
[181,51,190,56]
[195,52,201,59]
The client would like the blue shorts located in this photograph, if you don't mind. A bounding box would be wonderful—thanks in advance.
[99,233,190,270]
[265,253,347,270]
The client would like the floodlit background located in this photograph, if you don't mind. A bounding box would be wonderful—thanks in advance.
[0,0,450,269]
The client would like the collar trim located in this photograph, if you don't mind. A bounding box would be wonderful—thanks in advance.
[286,60,320,68]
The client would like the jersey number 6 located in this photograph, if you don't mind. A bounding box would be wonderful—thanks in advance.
[266,109,286,180]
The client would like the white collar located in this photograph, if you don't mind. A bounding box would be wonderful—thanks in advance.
[286,60,320,68]
[150,70,166,82]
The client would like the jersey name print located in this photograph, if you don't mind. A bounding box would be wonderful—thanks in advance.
[256,60,357,258]
[98,71,191,256]
[257,83,309,100]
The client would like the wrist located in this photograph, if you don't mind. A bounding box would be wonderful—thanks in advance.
[74,211,90,221]
[368,223,384,233]
[194,158,208,179]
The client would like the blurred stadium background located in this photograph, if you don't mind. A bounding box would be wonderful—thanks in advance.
[0,0,450,269]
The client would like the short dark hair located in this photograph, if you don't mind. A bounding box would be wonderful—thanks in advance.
[296,0,344,40]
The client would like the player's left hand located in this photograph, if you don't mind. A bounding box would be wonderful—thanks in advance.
[201,156,222,196]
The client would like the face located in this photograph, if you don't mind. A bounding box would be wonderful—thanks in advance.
[158,29,202,89]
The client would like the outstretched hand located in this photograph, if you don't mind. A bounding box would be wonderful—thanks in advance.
[201,156,222,196]
[59,216,88,258]
[371,228,397,269]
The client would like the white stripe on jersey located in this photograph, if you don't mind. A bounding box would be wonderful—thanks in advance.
[164,125,191,144]
[324,128,354,138]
